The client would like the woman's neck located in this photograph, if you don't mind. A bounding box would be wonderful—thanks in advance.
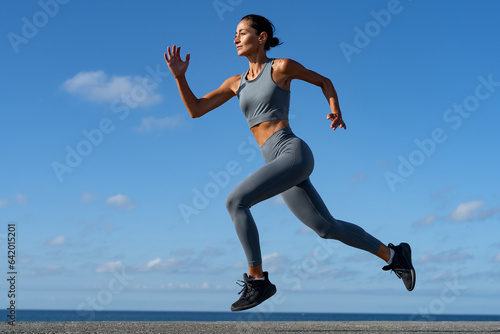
[246,52,268,78]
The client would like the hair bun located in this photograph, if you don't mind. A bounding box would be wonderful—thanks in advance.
[270,37,280,48]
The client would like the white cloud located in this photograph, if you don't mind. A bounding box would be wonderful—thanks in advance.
[415,201,500,227]
[308,267,358,280]
[147,258,162,268]
[80,191,97,204]
[494,253,500,262]
[476,205,500,221]
[26,264,66,277]
[173,248,196,256]
[428,271,460,282]
[262,252,287,266]
[62,70,162,107]
[137,115,184,132]
[38,265,64,276]
[449,201,484,221]
[412,214,438,227]
[431,186,455,200]
[296,225,314,235]
[350,172,366,182]
[0,199,8,209]
[201,247,225,257]
[15,194,28,204]
[230,260,246,270]
[46,235,67,246]
[418,249,472,264]
[95,260,125,273]
[132,257,181,272]
[0,194,29,208]
[105,194,135,210]
[346,252,371,262]
[262,252,288,274]
[375,160,390,166]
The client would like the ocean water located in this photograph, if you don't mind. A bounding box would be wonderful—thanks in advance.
[5,310,500,322]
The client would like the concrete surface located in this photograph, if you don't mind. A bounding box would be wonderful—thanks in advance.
[1,321,499,333]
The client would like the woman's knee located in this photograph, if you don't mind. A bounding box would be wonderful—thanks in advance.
[225,191,245,214]
[225,193,236,213]
[311,219,342,240]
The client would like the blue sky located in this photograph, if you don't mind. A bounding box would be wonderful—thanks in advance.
[1,0,500,318]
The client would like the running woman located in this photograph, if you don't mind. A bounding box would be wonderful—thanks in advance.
[164,14,415,312]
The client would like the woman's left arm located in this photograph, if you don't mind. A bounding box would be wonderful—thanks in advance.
[279,58,346,130]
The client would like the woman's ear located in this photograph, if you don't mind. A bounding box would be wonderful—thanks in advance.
[258,31,268,45]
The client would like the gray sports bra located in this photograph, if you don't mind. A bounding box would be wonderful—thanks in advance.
[237,58,291,128]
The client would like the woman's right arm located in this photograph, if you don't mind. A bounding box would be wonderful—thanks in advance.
[165,45,238,118]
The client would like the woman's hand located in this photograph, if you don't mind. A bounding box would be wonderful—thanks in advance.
[164,45,190,79]
[327,112,347,130]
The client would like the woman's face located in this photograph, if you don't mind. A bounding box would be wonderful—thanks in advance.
[234,20,264,56]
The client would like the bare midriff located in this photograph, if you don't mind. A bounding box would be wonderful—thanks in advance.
[251,119,290,147]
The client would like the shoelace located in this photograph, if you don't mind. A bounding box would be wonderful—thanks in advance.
[236,280,255,297]
[392,268,408,279]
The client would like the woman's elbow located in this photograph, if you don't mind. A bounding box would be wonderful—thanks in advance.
[321,77,333,89]
[189,111,202,119]
[188,106,207,118]
[187,101,204,118]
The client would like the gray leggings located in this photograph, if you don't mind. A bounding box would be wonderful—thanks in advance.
[226,127,382,267]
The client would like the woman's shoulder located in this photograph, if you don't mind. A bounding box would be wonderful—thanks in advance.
[272,58,302,73]
[222,74,243,94]
[230,74,243,85]
[229,73,243,81]
[220,74,242,84]
[272,58,292,64]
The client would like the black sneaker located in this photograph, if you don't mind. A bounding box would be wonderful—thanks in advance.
[230,271,277,311]
[382,243,416,291]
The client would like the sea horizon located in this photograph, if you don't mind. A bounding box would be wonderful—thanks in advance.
[4,309,500,322]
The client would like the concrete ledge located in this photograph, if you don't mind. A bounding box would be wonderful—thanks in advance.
[3,321,500,333]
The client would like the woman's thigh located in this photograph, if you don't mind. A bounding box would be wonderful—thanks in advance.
[227,136,314,209]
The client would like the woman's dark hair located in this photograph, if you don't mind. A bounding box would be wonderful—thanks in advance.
[241,14,282,50]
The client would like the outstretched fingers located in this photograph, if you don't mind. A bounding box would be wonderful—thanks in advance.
[332,119,347,130]
[327,113,347,131]
[165,45,172,62]
[163,44,191,78]
[165,45,178,61]
[173,45,180,59]
[165,45,185,62]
